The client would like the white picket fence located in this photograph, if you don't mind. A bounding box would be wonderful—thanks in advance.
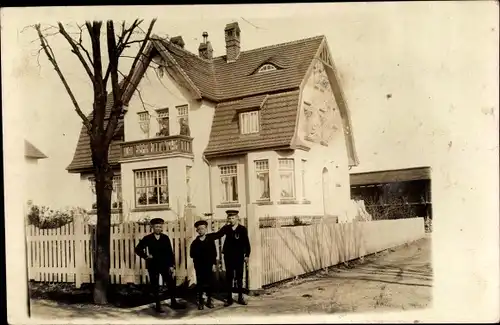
[26,210,248,288]
[26,204,425,290]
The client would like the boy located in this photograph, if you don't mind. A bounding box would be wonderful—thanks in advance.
[189,219,217,310]
[211,209,251,306]
[134,217,184,313]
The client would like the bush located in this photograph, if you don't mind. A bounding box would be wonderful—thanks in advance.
[27,204,86,229]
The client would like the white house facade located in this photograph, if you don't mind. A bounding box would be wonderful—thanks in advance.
[66,22,359,223]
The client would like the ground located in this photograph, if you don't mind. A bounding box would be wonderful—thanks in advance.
[29,235,432,320]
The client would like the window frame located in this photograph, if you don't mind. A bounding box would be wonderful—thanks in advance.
[219,164,239,204]
[239,110,260,135]
[258,64,277,73]
[88,175,122,208]
[133,167,169,208]
[278,158,296,200]
[254,159,271,202]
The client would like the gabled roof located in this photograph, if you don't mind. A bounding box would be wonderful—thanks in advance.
[350,167,432,186]
[25,140,47,159]
[67,29,358,172]
[153,35,324,101]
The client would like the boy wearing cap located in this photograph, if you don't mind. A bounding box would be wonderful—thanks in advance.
[134,217,184,313]
[189,219,217,310]
[211,209,251,306]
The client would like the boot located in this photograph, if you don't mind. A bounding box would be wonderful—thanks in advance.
[206,297,215,309]
[155,303,165,313]
[170,298,185,309]
[237,294,247,305]
[224,295,233,307]
[197,295,204,310]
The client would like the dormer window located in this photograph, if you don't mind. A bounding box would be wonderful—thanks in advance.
[257,64,277,73]
[240,111,260,134]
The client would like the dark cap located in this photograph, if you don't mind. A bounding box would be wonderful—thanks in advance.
[194,220,208,228]
[226,209,239,216]
[150,218,165,225]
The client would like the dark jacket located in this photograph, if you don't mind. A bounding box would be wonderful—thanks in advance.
[134,233,175,269]
[189,235,217,269]
[212,224,251,258]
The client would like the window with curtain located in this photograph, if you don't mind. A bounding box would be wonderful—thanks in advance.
[254,159,270,201]
[219,164,238,203]
[279,158,295,199]
[134,168,169,207]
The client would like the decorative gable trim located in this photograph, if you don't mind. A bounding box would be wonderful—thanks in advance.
[151,38,203,100]
[292,37,359,167]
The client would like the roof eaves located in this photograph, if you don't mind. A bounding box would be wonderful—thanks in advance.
[152,39,203,100]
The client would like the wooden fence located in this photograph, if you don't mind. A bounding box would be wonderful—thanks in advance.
[26,209,248,289]
[26,204,425,291]
[257,217,425,286]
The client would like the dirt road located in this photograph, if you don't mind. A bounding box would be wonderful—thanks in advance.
[30,235,432,320]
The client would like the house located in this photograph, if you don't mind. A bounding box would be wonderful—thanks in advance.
[25,140,48,205]
[350,166,432,221]
[66,22,359,222]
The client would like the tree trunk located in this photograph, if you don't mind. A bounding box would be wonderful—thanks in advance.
[91,146,114,305]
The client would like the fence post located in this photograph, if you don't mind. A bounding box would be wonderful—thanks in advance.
[184,207,196,287]
[246,203,263,293]
[74,213,85,288]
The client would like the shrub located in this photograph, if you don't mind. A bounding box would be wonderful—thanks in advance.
[27,204,87,229]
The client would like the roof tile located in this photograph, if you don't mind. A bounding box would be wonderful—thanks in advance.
[68,34,325,171]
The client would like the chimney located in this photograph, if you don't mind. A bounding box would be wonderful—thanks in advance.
[198,31,213,60]
[224,22,241,62]
[170,36,185,49]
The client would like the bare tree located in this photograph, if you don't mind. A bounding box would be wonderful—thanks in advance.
[29,19,157,304]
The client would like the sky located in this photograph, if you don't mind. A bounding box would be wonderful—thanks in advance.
[2,3,500,322]
[2,2,499,209]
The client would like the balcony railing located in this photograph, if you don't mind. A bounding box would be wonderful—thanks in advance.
[121,135,193,159]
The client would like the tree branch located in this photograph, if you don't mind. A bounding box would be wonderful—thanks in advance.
[121,18,157,103]
[57,22,96,84]
[76,23,93,66]
[103,19,142,85]
[34,24,92,131]
[103,20,123,146]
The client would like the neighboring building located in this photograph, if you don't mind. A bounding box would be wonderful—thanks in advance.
[66,22,359,222]
[25,140,48,205]
[350,167,432,220]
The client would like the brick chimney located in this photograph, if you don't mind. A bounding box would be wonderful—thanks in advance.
[198,32,213,60]
[224,22,241,62]
[170,36,185,49]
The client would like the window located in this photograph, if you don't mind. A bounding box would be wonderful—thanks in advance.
[156,108,169,137]
[258,64,277,73]
[301,159,307,199]
[88,176,122,209]
[138,111,150,134]
[254,160,270,201]
[177,105,190,136]
[176,105,189,124]
[279,158,295,199]
[134,168,169,207]
[240,111,260,134]
[186,166,192,204]
[219,164,238,203]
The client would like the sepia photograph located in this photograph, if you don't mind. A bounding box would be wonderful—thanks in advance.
[2,2,499,324]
